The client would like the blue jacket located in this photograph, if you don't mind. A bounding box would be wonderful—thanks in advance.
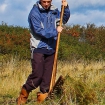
[28,1,70,52]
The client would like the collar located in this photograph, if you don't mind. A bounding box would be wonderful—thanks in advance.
[35,1,57,11]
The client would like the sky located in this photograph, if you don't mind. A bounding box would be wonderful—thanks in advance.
[0,0,105,28]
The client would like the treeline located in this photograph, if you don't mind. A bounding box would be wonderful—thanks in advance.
[0,22,30,59]
[0,22,105,61]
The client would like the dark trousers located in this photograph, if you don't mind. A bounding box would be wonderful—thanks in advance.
[23,53,54,93]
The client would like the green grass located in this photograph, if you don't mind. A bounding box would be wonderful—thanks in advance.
[0,56,105,105]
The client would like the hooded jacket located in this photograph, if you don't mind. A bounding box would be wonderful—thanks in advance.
[28,1,70,53]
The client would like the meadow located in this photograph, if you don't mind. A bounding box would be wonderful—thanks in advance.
[0,23,105,104]
[0,56,105,105]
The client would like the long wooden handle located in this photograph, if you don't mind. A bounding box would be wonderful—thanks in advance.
[49,5,65,93]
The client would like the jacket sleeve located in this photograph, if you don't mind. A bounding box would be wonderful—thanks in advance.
[28,10,58,39]
[62,5,70,24]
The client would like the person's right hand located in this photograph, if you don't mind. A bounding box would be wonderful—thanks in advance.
[57,26,63,33]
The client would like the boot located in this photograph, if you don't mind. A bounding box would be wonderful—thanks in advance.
[37,92,48,103]
[16,88,29,105]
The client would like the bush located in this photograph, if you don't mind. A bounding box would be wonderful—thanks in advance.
[0,22,105,60]
[0,22,30,59]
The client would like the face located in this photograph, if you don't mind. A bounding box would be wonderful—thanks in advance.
[40,0,52,9]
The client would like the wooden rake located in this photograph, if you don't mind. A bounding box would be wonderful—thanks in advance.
[49,5,65,95]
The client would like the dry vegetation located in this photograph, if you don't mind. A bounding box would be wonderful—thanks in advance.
[0,56,105,105]
[1,23,105,105]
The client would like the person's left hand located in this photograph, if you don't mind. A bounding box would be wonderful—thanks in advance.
[62,0,68,7]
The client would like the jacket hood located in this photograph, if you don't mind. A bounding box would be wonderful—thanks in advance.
[34,1,57,11]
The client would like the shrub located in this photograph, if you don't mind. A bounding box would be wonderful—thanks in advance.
[0,22,105,60]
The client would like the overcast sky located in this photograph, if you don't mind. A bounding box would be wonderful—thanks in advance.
[0,0,105,28]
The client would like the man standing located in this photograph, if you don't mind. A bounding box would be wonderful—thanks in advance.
[17,0,70,104]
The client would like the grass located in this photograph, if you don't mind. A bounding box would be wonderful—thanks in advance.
[0,56,105,105]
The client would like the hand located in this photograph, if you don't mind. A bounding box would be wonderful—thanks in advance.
[62,0,68,7]
[57,26,63,33]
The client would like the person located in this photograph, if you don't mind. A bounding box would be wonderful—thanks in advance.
[17,0,70,104]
